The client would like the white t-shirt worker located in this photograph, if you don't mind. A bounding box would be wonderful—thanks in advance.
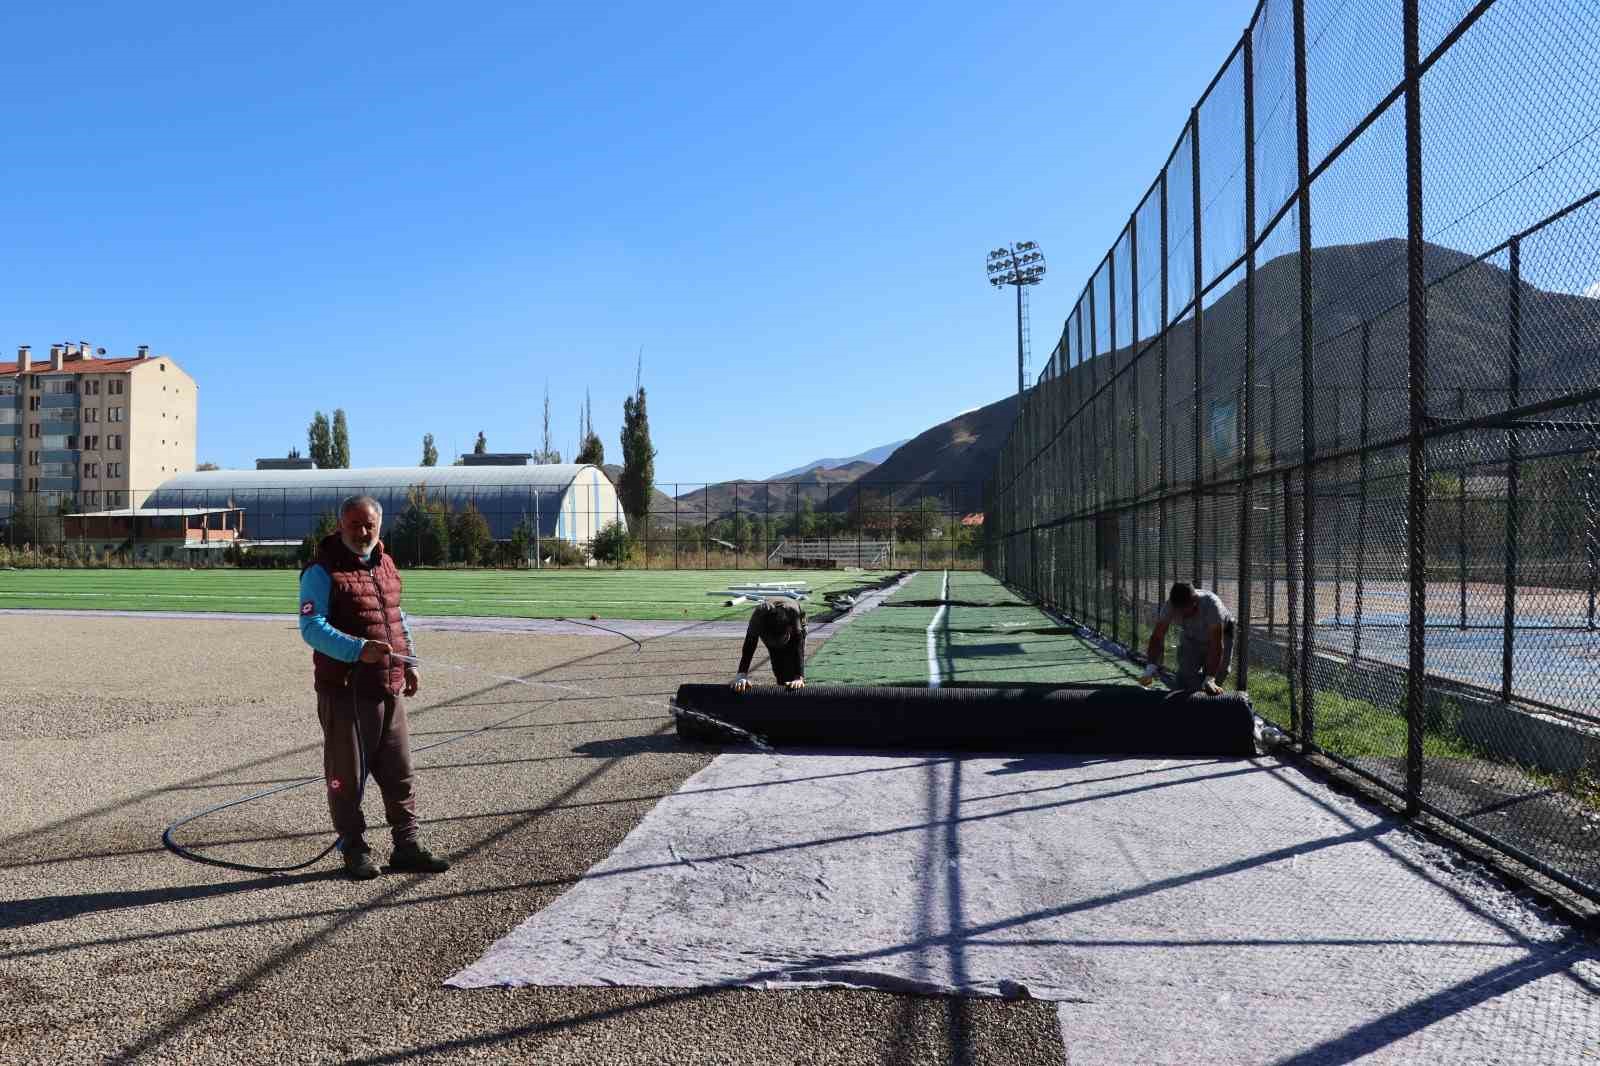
[1143,582,1236,695]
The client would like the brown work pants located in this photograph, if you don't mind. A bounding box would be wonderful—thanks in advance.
[316,688,418,852]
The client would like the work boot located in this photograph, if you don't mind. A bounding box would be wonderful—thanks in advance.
[388,841,450,873]
[342,846,380,881]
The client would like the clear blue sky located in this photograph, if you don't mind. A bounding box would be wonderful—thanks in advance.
[5,1,1262,484]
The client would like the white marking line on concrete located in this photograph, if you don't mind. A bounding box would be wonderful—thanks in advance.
[926,569,949,688]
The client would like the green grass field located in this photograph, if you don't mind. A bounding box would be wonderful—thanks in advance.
[0,567,895,621]
[806,570,1147,686]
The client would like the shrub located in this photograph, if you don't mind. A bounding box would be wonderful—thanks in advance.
[542,538,586,567]
[590,520,634,565]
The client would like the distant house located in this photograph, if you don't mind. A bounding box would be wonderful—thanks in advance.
[62,506,244,563]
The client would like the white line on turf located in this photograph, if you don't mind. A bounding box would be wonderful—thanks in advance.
[926,569,949,688]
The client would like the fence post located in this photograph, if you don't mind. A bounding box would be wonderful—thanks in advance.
[1239,29,1255,693]
[1191,106,1205,587]
[1355,324,1370,661]
[1158,171,1170,635]
[1130,208,1143,650]
[1590,474,1598,631]
[1284,467,1300,739]
[1268,367,1278,638]
[1503,238,1520,702]
[1333,384,1343,625]
[1458,387,1469,628]
[1293,0,1317,748]
[1403,0,1428,815]
[1109,240,1121,646]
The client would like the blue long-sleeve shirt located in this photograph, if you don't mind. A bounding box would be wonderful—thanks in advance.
[298,563,416,664]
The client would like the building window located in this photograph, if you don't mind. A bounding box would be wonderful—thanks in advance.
[108,434,123,450]
[83,463,98,478]
[0,380,15,396]
[83,435,98,451]
[26,451,38,465]
[27,395,40,411]
[109,406,124,423]
[66,436,77,450]
[26,477,38,492]
[107,462,122,478]
[109,379,124,395]
[83,380,99,396]
[81,491,99,508]
[27,423,40,438]
[83,407,98,423]
[44,379,76,394]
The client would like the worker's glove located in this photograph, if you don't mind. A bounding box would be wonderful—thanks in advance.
[731,675,752,694]
[784,678,806,691]
[1202,679,1223,696]
[1138,664,1158,688]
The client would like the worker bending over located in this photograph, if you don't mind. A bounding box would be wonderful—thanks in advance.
[731,597,807,693]
[1142,581,1237,695]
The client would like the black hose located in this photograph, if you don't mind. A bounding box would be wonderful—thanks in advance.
[161,669,604,874]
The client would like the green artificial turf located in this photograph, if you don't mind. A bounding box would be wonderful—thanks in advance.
[0,567,893,622]
[806,569,1145,687]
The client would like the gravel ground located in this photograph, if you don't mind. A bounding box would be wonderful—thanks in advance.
[0,616,1064,1065]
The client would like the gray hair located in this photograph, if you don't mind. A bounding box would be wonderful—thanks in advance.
[340,495,383,521]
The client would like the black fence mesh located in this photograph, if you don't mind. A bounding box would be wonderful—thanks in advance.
[986,0,1600,902]
[1,479,985,573]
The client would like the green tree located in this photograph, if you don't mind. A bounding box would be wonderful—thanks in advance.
[505,517,534,566]
[9,494,63,547]
[331,409,351,468]
[298,511,338,566]
[450,502,493,566]
[576,389,604,464]
[896,496,943,542]
[421,433,438,467]
[390,486,451,567]
[590,519,634,564]
[473,431,487,455]
[307,412,333,468]
[619,386,657,526]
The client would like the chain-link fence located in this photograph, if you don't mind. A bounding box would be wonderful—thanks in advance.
[0,479,984,571]
[986,0,1600,901]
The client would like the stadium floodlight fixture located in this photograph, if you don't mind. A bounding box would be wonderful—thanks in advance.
[986,241,1048,398]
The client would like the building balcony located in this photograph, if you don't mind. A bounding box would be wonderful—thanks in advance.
[39,393,80,410]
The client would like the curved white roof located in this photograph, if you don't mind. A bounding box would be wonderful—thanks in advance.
[153,464,596,493]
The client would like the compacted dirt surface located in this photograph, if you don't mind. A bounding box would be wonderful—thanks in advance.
[0,614,1063,1065]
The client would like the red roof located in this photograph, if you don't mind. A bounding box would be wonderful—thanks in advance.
[961,513,985,526]
[0,355,153,375]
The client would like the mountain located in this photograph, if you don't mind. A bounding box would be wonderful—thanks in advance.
[672,461,875,517]
[1003,236,1599,501]
[768,439,910,480]
[838,396,1019,513]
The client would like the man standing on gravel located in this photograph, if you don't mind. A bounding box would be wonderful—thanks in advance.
[1142,581,1237,695]
[731,597,807,693]
[299,495,450,881]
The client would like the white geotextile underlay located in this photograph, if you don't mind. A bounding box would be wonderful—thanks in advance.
[449,751,1599,1062]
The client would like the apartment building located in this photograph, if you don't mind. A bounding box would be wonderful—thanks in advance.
[1,341,198,517]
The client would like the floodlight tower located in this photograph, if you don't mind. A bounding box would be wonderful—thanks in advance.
[986,241,1047,400]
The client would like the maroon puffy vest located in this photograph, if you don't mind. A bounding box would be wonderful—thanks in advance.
[310,533,411,696]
